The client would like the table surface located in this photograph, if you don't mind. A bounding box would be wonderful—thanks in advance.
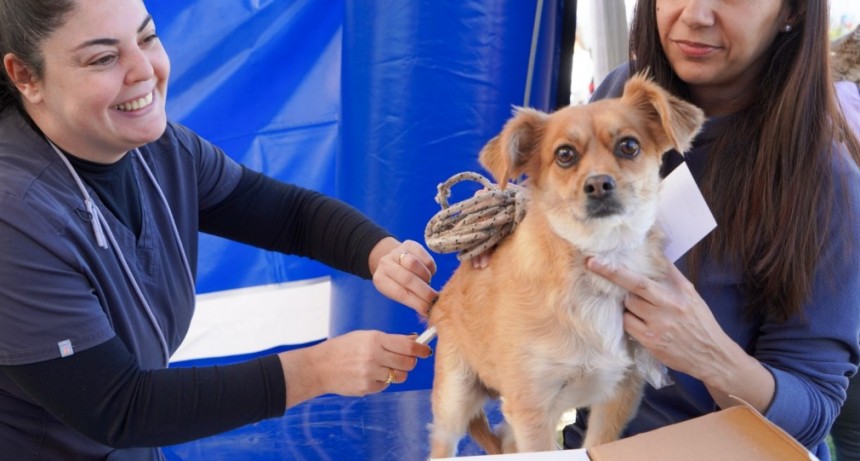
[161,388,501,461]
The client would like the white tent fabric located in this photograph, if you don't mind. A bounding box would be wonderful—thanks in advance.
[171,278,331,363]
[588,0,630,84]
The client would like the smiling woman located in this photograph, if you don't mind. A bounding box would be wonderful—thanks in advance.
[654,0,793,116]
[6,2,169,162]
[0,0,437,459]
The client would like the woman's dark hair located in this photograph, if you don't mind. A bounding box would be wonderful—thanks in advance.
[629,0,860,322]
[0,0,76,113]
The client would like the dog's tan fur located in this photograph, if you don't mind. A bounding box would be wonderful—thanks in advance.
[428,74,705,457]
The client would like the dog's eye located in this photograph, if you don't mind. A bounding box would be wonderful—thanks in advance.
[615,137,640,158]
[555,145,579,168]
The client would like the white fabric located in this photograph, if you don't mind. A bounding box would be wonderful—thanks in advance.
[170,277,331,362]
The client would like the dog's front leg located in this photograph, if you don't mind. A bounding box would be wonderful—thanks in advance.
[582,369,645,447]
[501,398,559,453]
[429,344,490,458]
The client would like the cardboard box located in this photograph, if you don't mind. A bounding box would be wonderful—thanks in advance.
[435,404,818,461]
[588,405,816,461]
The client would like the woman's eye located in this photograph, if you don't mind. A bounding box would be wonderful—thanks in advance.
[615,137,640,158]
[142,33,160,46]
[555,145,579,168]
[91,54,116,66]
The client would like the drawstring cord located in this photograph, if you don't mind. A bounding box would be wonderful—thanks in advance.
[50,145,110,249]
[48,141,193,366]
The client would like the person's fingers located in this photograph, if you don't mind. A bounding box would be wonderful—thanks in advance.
[623,309,650,343]
[376,275,437,316]
[621,292,653,324]
[327,331,432,395]
[471,251,492,269]
[371,333,434,388]
[396,250,434,284]
[664,260,698,295]
[587,257,661,304]
[394,253,438,302]
[382,333,433,362]
[377,367,398,387]
[375,261,439,315]
[372,242,440,316]
[622,286,681,349]
[400,240,437,277]
[320,331,400,394]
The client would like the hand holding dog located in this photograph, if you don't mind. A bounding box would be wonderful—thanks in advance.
[587,257,776,413]
[279,330,432,408]
[371,237,439,316]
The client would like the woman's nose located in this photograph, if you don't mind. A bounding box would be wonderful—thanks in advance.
[124,47,155,84]
[678,0,716,29]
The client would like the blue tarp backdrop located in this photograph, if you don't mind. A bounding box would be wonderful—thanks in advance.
[150,0,344,293]
[149,0,563,389]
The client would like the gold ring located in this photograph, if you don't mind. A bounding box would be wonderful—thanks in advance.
[385,368,395,385]
[398,252,409,265]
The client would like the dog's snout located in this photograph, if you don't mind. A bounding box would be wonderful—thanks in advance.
[584,175,616,199]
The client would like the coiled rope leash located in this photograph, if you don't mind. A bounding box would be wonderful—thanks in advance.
[417,172,528,346]
[424,172,529,261]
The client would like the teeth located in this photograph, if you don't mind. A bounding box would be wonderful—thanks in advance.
[115,92,153,112]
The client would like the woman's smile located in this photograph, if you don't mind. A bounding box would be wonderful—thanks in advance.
[114,91,154,112]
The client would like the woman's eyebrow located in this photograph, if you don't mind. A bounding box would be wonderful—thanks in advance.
[72,15,153,51]
[138,15,153,33]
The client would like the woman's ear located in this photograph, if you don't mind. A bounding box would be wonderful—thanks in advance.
[3,53,43,104]
[780,2,798,31]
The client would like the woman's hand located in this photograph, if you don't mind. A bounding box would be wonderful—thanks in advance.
[470,251,492,269]
[586,257,775,412]
[279,330,432,408]
[370,237,439,316]
[588,257,725,376]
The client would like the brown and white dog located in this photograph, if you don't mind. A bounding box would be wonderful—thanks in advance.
[427,74,704,457]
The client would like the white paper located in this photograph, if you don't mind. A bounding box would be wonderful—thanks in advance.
[658,162,717,262]
[432,448,590,461]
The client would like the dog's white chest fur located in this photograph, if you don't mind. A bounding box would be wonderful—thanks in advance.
[537,271,634,409]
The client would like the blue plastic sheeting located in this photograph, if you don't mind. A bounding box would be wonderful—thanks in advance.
[162,389,503,460]
[139,1,564,458]
[332,0,564,391]
[148,0,344,293]
[149,0,562,301]
[149,0,564,388]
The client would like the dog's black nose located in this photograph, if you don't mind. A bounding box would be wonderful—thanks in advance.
[583,174,616,199]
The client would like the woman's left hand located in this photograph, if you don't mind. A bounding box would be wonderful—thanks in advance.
[587,256,776,412]
[371,238,439,316]
[586,257,732,381]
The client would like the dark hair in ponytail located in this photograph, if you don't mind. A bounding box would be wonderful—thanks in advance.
[0,0,76,113]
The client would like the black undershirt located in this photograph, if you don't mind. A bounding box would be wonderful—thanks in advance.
[66,152,143,237]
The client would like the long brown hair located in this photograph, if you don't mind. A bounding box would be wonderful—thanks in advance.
[629,0,860,321]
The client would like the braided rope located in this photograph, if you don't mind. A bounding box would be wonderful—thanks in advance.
[424,172,529,261]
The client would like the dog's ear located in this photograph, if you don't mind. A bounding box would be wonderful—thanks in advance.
[621,73,705,154]
[479,107,547,187]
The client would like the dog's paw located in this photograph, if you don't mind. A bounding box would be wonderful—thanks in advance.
[494,421,517,454]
